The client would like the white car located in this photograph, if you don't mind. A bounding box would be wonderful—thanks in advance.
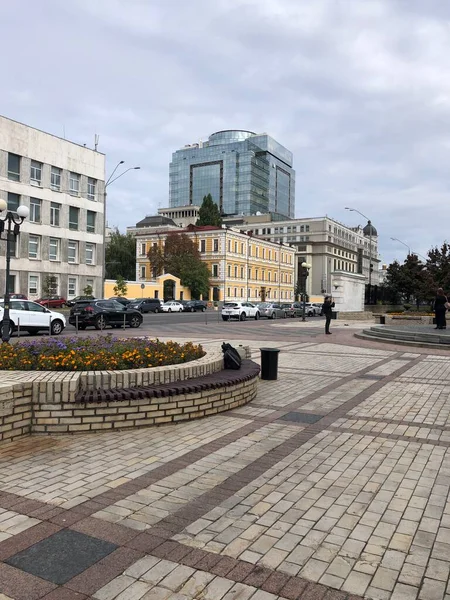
[161,301,184,313]
[0,299,66,336]
[222,302,260,321]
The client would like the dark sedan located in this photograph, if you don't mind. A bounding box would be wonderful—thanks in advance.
[128,298,162,313]
[183,300,207,312]
[69,300,143,330]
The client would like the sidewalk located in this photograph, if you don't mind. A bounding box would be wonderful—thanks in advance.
[0,335,449,600]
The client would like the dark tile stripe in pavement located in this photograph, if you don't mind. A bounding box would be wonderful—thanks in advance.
[329,425,450,448]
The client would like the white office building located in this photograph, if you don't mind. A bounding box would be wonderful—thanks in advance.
[0,115,105,300]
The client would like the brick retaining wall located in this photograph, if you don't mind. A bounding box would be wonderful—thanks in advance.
[0,346,259,443]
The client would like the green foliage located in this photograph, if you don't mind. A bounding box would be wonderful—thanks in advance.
[113,276,128,297]
[0,335,205,371]
[83,284,93,296]
[105,228,136,281]
[149,233,210,299]
[196,194,222,227]
[42,274,58,296]
[426,243,450,292]
[147,244,164,278]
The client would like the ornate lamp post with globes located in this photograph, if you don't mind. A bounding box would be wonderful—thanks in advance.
[0,199,29,343]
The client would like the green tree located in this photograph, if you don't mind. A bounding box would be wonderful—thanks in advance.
[146,244,165,278]
[196,194,222,227]
[42,274,58,296]
[113,276,128,297]
[161,233,210,299]
[426,242,450,293]
[83,284,93,296]
[105,229,136,281]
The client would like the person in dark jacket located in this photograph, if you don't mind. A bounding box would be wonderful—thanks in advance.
[322,296,335,334]
[434,288,448,330]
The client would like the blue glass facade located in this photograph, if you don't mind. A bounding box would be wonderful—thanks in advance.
[169,130,295,219]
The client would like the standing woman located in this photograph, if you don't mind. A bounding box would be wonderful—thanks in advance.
[322,296,335,334]
[434,288,448,330]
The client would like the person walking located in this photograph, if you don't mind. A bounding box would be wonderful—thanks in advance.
[434,288,448,330]
[322,296,335,334]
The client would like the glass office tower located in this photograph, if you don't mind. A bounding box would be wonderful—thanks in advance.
[169,130,295,219]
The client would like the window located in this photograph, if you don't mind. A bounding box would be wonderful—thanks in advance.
[240,267,244,278]
[7,153,20,181]
[68,240,78,263]
[50,202,61,226]
[154,290,159,299]
[51,166,61,191]
[30,198,41,223]
[69,206,79,230]
[69,172,80,195]
[7,192,20,212]
[87,210,96,233]
[213,239,219,252]
[200,239,206,253]
[212,264,218,277]
[30,160,42,185]
[68,277,77,297]
[85,243,95,265]
[140,265,146,279]
[28,275,39,296]
[140,243,146,256]
[87,178,96,200]
[234,266,238,277]
[28,235,40,259]
[227,265,231,277]
[234,242,237,253]
[49,238,60,261]
[9,234,18,258]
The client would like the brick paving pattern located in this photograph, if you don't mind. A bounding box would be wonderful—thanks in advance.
[0,322,449,599]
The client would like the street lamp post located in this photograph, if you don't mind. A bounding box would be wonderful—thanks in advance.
[391,237,410,256]
[0,200,29,343]
[102,163,140,291]
[301,262,311,322]
[345,207,375,303]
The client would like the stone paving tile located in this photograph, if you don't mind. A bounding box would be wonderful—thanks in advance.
[347,380,450,426]
[300,380,375,413]
[332,418,450,444]
[93,424,300,530]
[0,416,248,506]
[252,374,343,408]
[398,359,450,381]
[0,510,40,541]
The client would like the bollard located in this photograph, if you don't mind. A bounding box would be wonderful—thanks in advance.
[260,348,280,380]
[49,315,52,336]
[123,313,126,330]
[17,317,20,338]
[75,314,79,334]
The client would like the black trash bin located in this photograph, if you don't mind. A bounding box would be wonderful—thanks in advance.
[260,348,280,380]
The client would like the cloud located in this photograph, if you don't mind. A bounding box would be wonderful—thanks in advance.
[1,0,450,264]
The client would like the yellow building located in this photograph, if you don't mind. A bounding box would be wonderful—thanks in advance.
[103,274,191,301]
[130,224,296,303]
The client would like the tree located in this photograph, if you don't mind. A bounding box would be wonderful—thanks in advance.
[83,284,93,296]
[426,243,450,293]
[113,276,128,297]
[147,244,165,278]
[105,229,136,281]
[151,233,210,299]
[42,274,58,296]
[196,194,222,227]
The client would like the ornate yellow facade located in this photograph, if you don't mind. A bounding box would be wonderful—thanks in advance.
[134,226,296,303]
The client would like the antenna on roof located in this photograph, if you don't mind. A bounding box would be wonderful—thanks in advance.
[94,134,99,151]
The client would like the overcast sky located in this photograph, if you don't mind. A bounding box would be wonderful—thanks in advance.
[2,0,449,265]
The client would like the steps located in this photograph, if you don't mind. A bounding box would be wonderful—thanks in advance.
[355,326,450,349]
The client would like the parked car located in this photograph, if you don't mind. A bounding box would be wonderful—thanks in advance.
[35,296,67,309]
[68,299,143,330]
[161,301,184,313]
[127,298,162,313]
[0,299,66,336]
[183,300,207,312]
[1,293,28,300]
[281,302,303,318]
[257,302,287,319]
[221,302,260,321]
[109,297,131,307]
[66,295,96,307]
[303,302,321,316]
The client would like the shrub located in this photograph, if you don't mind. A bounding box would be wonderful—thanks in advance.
[0,335,205,371]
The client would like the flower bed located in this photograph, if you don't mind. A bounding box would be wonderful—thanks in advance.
[0,335,205,371]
